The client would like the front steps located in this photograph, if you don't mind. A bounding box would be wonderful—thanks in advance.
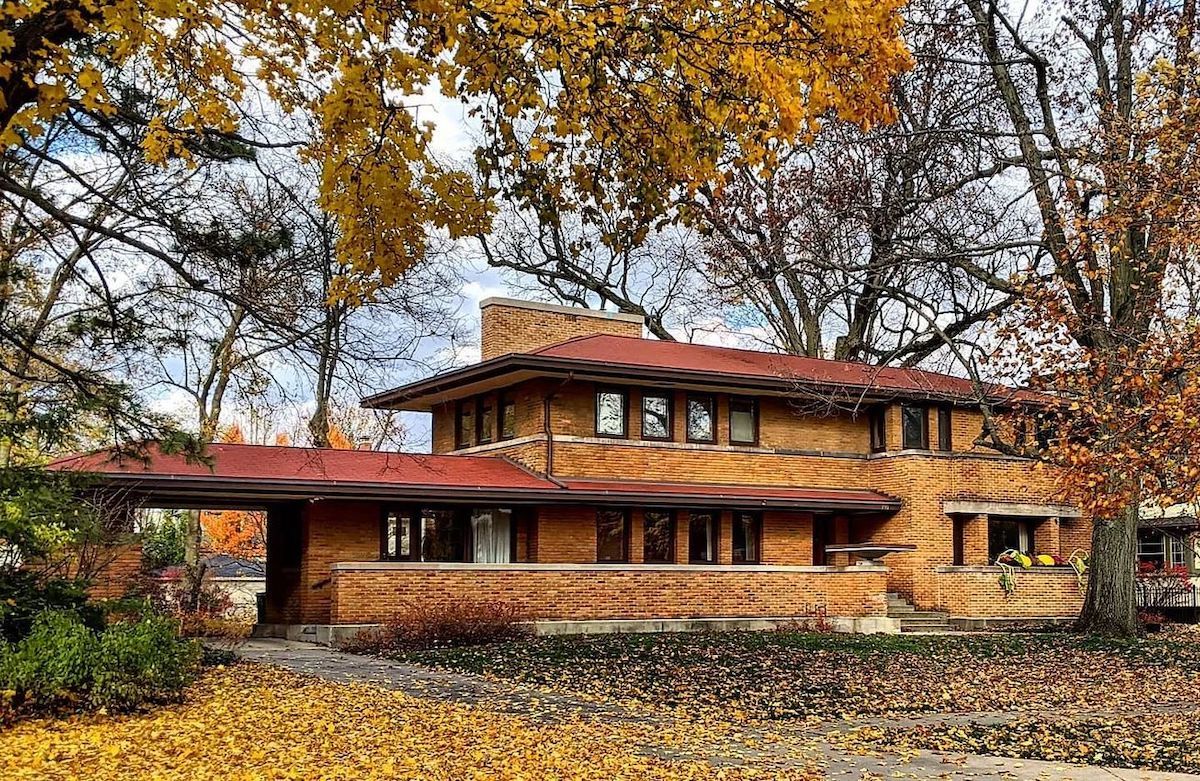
[886,592,955,633]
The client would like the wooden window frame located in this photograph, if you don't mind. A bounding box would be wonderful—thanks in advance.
[687,510,719,564]
[498,391,516,441]
[476,396,495,445]
[937,405,953,451]
[900,404,929,450]
[595,508,631,563]
[594,386,630,439]
[868,406,887,453]
[641,509,676,563]
[685,394,717,444]
[454,399,475,449]
[732,510,762,564]
[640,391,674,441]
[728,396,759,445]
[379,506,419,562]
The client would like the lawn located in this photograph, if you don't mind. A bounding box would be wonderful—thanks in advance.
[0,663,822,780]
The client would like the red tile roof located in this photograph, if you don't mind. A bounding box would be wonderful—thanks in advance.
[532,334,1021,401]
[48,442,557,490]
[47,443,899,511]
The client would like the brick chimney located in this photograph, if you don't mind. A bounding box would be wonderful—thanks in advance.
[479,298,645,360]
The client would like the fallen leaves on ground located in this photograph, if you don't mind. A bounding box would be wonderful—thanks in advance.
[399,632,1200,723]
[872,714,1200,774]
[0,663,823,780]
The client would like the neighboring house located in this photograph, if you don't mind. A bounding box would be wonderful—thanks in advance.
[50,298,1091,640]
[151,555,266,620]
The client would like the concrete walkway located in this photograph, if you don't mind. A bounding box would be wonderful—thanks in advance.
[232,639,1200,780]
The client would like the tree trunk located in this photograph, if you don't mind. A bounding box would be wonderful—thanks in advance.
[1076,500,1139,636]
[184,510,202,568]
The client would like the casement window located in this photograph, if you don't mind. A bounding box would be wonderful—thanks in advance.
[455,400,475,449]
[421,508,466,562]
[732,511,761,564]
[641,391,673,440]
[688,510,718,564]
[498,392,516,440]
[987,517,1031,561]
[596,509,630,562]
[868,406,887,453]
[729,397,758,445]
[381,508,415,561]
[476,396,495,445]
[1137,529,1170,570]
[595,387,629,438]
[937,406,953,451]
[901,404,929,450]
[686,394,717,443]
[642,510,675,563]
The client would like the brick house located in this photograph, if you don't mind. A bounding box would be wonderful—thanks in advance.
[52,298,1092,638]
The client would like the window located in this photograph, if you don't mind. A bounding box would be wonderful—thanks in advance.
[381,509,414,561]
[595,387,628,438]
[641,392,673,440]
[937,406,952,451]
[642,510,675,563]
[688,511,718,563]
[729,397,758,444]
[421,509,466,562]
[596,509,630,562]
[477,397,495,444]
[686,394,716,443]
[868,406,887,453]
[455,400,475,449]
[901,404,929,450]
[471,508,512,563]
[499,392,516,440]
[732,511,761,564]
[987,517,1030,562]
[1138,529,1168,569]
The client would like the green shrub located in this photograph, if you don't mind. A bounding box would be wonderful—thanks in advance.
[0,571,103,643]
[140,510,188,570]
[0,610,201,717]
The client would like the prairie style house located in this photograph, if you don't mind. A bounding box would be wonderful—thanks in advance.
[55,298,1092,637]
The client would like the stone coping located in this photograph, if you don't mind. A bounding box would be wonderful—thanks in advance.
[332,561,888,574]
[942,499,1082,518]
[934,565,1079,574]
[481,296,645,323]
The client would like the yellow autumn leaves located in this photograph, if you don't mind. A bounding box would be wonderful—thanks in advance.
[1,0,910,296]
[0,663,823,780]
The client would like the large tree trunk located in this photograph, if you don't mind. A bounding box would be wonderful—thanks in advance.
[1076,501,1139,636]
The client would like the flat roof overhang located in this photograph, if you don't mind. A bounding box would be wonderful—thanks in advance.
[85,474,902,514]
[362,354,1008,412]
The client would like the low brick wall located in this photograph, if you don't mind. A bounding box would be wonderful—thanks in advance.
[934,566,1085,619]
[329,562,890,625]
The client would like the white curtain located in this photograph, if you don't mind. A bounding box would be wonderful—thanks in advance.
[472,509,511,563]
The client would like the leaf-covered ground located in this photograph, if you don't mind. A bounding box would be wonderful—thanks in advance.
[0,663,822,780]
[399,631,1200,722]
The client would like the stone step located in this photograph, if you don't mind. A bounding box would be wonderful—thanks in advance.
[901,626,957,633]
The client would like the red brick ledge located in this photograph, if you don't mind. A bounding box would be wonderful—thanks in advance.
[331,561,888,574]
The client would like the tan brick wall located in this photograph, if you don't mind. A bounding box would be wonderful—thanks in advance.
[329,564,890,624]
[298,501,380,624]
[481,300,643,360]
[82,542,144,600]
[934,568,1085,618]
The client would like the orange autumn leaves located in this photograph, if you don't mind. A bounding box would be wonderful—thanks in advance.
[1,0,911,295]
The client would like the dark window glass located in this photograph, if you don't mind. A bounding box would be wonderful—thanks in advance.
[987,518,1029,561]
[641,393,672,440]
[901,405,929,450]
[868,406,886,453]
[421,509,466,562]
[642,510,674,563]
[729,397,757,444]
[499,393,516,440]
[382,509,413,561]
[937,406,952,451]
[686,395,716,443]
[688,511,718,563]
[732,511,761,563]
[455,401,474,449]
[477,397,495,444]
[596,509,629,562]
[595,388,628,437]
